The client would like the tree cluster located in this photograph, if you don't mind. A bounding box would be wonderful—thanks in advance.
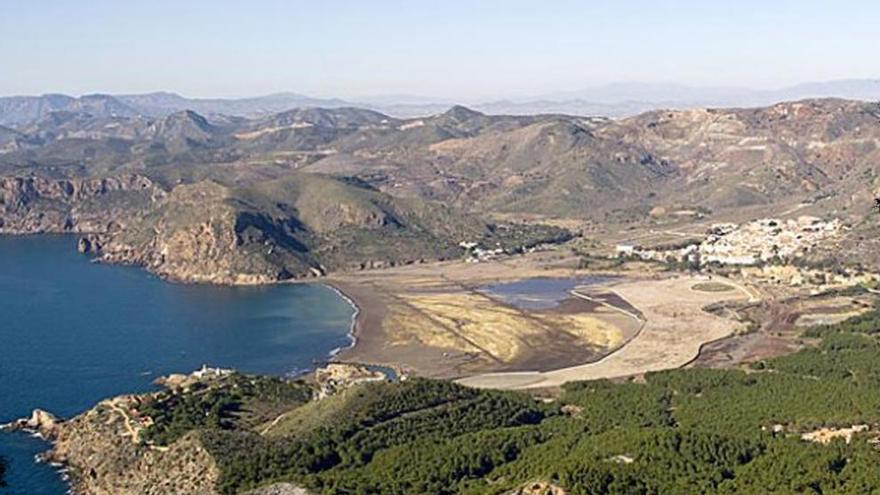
[145,310,880,494]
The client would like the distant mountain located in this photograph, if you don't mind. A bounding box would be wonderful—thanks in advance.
[0,94,139,126]
[503,79,880,116]
[771,79,880,102]
[3,79,879,126]
[3,98,880,277]
[0,92,355,126]
[116,91,352,118]
[542,82,756,105]
[0,125,24,152]
[336,79,880,118]
[143,110,224,153]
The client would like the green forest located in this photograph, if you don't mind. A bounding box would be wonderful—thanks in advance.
[143,310,880,494]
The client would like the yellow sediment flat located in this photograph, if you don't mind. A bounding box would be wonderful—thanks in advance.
[457,275,751,390]
[385,293,623,364]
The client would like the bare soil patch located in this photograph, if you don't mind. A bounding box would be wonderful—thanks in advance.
[327,253,641,378]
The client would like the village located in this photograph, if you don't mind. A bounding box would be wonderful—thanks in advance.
[615,216,878,291]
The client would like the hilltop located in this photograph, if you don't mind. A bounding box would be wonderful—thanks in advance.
[2,98,880,281]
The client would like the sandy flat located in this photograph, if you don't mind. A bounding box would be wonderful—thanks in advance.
[457,275,750,389]
[326,253,647,378]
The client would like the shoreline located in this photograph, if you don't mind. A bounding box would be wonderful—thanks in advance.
[319,279,407,377]
[0,424,73,495]
[321,282,361,360]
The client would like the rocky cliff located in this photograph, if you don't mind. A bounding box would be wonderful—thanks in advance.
[0,174,163,234]
[11,398,221,495]
[0,169,566,285]
[7,371,318,495]
[70,173,565,284]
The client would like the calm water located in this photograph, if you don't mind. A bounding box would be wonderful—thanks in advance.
[479,276,610,310]
[0,236,355,495]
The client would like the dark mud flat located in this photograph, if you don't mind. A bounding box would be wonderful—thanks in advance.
[690,301,803,368]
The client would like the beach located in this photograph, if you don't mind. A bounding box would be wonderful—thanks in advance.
[325,253,754,387]
[326,252,651,379]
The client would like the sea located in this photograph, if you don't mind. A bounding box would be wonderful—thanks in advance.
[0,235,355,494]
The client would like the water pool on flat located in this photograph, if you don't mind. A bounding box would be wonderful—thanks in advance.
[478,276,611,310]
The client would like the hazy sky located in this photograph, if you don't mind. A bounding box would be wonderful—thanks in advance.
[1,0,877,99]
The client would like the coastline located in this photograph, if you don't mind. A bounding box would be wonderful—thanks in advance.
[320,279,405,376]
[321,282,361,359]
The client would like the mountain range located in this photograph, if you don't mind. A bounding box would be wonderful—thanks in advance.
[1,79,879,126]
[1,95,880,282]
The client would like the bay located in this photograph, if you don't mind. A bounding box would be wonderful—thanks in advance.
[0,235,354,494]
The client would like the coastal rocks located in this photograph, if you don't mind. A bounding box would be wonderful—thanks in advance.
[77,233,104,254]
[245,483,312,495]
[89,181,321,285]
[45,397,220,495]
[6,409,61,438]
[314,363,386,399]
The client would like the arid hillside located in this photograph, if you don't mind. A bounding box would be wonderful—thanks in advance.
[2,98,880,280]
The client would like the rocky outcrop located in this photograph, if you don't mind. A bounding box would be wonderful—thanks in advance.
[508,481,568,495]
[74,174,502,285]
[38,396,220,495]
[5,409,61,438]
[90,181,320,284]
[0,174,163,234]
[245,483,312,495]
[77,233,104,254]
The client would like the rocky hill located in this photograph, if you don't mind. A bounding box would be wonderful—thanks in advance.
[86,174,501,284]
[0,94,139,126]
[0,174,162,234]
[600,99,880,211]
[2,98,880,280]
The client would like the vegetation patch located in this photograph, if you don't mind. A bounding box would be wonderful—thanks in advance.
[140,374,313,445]
[134,308,880,495]
[692,281,736,292]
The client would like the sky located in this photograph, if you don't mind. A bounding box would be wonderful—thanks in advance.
[1,0,878,100]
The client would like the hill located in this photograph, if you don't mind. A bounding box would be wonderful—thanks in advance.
[0,94,139,126]
[3,99,880,279]
[31,310,880,494]
[63,173,567,283]
[3,79,880,125]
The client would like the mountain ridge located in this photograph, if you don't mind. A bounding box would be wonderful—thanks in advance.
[2,97,880,281]
[3,78,879,125]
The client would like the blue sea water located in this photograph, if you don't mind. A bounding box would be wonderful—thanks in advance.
[0,235,355,495]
